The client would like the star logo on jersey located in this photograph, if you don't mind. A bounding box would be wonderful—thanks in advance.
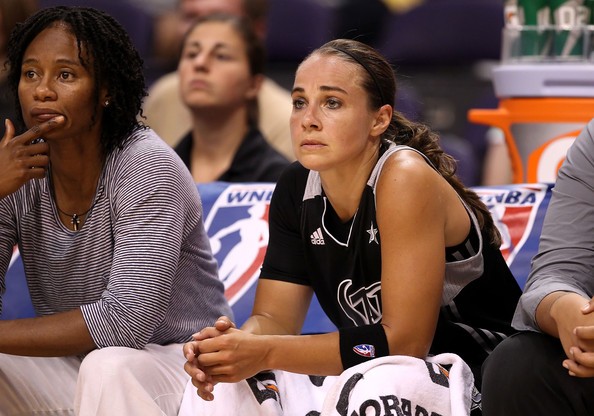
[367,222,379,244]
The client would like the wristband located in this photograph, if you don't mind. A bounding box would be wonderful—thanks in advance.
[339,323,389,369]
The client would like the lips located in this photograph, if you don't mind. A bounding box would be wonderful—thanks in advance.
[301,139,325,147]
[30,108,62,123]
[187,79,209,90]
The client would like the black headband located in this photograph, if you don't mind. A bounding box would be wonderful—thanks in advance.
[331,46,388,106]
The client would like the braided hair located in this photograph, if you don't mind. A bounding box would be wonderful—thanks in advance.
[308,39,502,247]
[6,6,147,156]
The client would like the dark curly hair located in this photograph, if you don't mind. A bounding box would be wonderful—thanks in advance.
[6,6,147,156]
[306,39,502,248]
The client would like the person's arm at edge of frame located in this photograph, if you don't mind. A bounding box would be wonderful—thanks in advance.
[527,121,594,377]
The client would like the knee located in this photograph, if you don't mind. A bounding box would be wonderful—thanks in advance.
[79,346,143,382]
[482,334,532,395]
[482,332,568,415]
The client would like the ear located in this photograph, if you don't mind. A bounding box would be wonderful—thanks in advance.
[370,104,393,137]
[100,86,111,108]
[245,74,264,101]
[252,19,267,42]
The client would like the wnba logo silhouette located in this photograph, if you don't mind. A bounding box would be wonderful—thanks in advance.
[476,184,550,288]
[203,184,275,307]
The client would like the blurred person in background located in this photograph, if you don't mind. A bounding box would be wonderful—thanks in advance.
[0,0,38,134]
[175,13,289,182]
[144,0,294,160]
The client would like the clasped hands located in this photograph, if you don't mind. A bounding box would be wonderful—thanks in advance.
[182,316,269,401]
[553,293,594,378]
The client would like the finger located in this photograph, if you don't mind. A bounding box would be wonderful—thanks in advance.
[27,166,48,180]
[191,375,215,393]
[193,327,223,341]
[184,360,195,376]
[215,316,236,331]
[196,336,230,355]
[185,363,208,384]
[217,315,236,328]
[563,358,594,378]
[195,350,221,368]
[203,364,236,378]
[574,326,594,342]
[22,142,50,157]
[2,119,15,143]
[197,386,214,402]
[190,373,216,401]
[570,346,594,369]
[26,154,50,169]
[11,116,65,145]
[581,296,594,314]
[183,341,199,361]
[210,373,244,384]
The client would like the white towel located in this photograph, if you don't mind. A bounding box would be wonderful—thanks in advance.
[178,354,477,416]
[320,353,477,416]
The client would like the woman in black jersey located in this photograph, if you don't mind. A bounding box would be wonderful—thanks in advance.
[180,39,521,414]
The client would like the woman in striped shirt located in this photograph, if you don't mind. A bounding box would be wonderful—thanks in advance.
[0,6,231,415]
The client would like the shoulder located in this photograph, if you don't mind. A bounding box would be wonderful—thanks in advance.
[107,128,195,189]
[253,131,290,165]
[276,161,309,187]
[566,119,594,162]
[119,128,178,163]
[267,162,308,234]
[146,71,179,98]
[555,119,594,197]
[378,148,442,192]
[375,148,449,220]
[271,162,309,203]
[260,77,291,100]
[259,79,292,119]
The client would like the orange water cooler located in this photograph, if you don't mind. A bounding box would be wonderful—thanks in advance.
[469,63,594,183]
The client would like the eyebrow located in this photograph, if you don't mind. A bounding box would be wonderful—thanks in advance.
[185,41,232,51]
[22,57,82,66]
[291,85,349,95]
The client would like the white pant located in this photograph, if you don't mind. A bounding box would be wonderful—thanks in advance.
[0,343,188,416]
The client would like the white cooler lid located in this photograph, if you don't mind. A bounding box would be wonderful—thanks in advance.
[493,64,594,98]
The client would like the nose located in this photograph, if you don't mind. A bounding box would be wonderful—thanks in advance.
[301,104,321,130]
[33,78,57,102]
[191,52,211,71]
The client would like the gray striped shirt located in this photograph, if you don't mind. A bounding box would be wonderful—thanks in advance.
[0,128,232,348]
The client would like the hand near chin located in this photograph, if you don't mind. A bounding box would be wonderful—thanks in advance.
[0,117,63,198]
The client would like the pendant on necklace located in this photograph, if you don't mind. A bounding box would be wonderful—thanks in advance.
[71,214,80,231]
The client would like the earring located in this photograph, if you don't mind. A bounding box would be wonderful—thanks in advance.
[104,99,110,107]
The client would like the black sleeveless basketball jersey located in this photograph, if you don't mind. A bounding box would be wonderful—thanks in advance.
[261,144,521,381]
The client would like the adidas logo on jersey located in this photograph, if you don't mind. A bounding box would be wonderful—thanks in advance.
[310,228,325,245]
